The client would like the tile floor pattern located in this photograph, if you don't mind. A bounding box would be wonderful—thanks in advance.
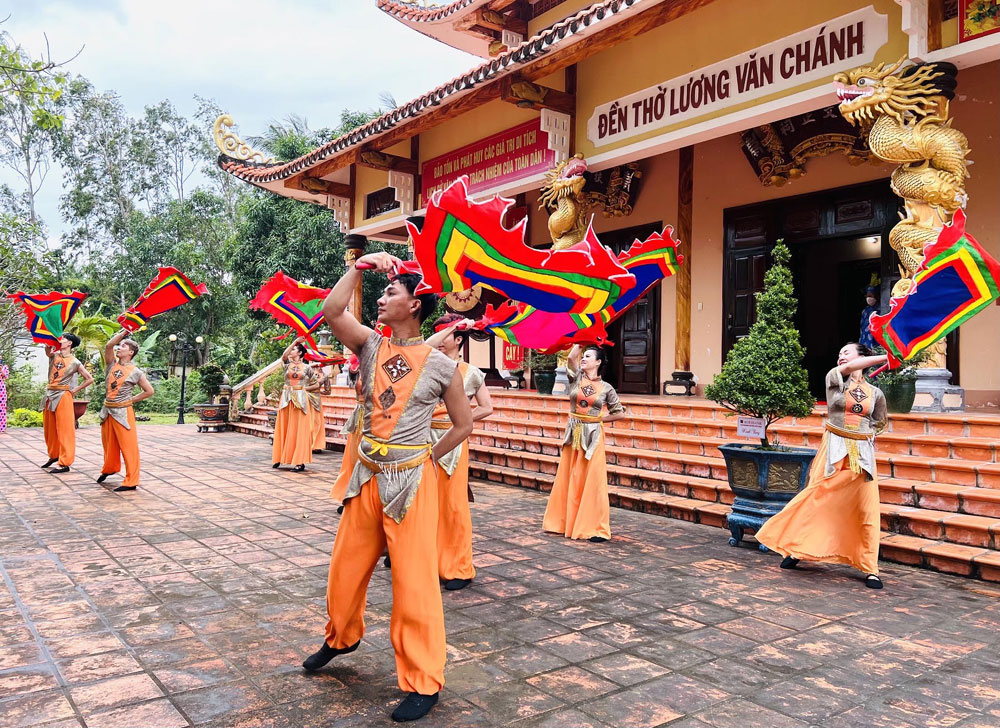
[1,425,1000,728]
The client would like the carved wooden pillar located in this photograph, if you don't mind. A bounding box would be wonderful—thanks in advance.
[344,234,367,322]
[666,146,695,395]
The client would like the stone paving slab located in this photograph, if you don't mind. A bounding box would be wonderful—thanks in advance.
[1,425,1000,727]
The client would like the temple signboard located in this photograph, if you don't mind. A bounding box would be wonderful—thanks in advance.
[421,119,555,201]
[586,6,888,146]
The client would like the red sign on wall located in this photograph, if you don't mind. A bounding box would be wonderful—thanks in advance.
[502,342,524,370]
[421,119,554,202]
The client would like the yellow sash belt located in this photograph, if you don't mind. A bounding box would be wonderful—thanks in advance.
[569,411,602,450]
[825,421,873,475]
[358,436,432,473]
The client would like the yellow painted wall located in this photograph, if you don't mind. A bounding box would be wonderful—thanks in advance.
[575,0,907,158]
[354,139,412,225]
[528,0,593,38]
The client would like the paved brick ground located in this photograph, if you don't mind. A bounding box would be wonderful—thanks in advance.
[2,425,1000,728]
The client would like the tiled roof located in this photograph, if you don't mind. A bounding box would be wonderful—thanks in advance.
[376,0,480,23]
[220,0,646,185]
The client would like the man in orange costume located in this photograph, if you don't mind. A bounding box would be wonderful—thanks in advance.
[42,334,94,473]
[97,330,155,491]
[305,251,472,723]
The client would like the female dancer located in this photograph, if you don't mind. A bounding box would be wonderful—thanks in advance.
[756,343,888,588]
[308,367,330,453]
[42,334,94,473]
[272,337,317,472]
[543,345,625,542]
[427,314,493,590]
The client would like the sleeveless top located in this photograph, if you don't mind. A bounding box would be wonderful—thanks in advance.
[824,367,887,480]
[429,360,486,476]
[344,332,457,522]
[43,354,83,411]
[560,367,625,461]
[99,362,145,428]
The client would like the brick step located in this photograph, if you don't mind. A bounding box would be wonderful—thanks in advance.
[881,479,1000,516]
[469,472,1000,582]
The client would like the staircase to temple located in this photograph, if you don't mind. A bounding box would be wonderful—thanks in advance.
[231,386,1000,582]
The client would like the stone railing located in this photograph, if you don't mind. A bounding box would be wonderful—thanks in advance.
[228,359,283,421]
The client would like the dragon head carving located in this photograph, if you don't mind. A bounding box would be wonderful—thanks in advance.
[538,153,588,211]
[833,59,958,126]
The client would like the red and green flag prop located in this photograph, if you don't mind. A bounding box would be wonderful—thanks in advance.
[407,177,636,315]
[871,210,1000,368]
[250,271,331,349]
[119,267,209,332]
[7,290,88,344]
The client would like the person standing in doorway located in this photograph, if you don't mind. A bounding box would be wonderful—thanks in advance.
[42,334,94,473]
[543,344,626,542]
[97,330,155,491]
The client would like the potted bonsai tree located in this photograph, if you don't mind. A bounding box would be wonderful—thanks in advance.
[527,350,559,395]
[870,348,926,414]
[705,241,817,550]
[193,363,230,432]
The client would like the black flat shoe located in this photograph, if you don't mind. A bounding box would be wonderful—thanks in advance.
[50,466,70,474]
[301,638,360,671]
[336,505,344,515]
[444,578,472,591]
[865,574,884,590]
[272,462,280,469]
[293,465,305,472]
[97,473,111,483]
[780,556,800,569]
[41,458,57,468]
[589,536,608,543]
[383,554,391,568]
[391,692,439,722]
[113,486,137,492]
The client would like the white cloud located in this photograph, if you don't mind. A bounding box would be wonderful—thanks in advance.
[3,0,479,237]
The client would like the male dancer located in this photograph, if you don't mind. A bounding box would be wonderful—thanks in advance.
[42,334,93,473]
[97,329,154,491]
[306,252,472,723]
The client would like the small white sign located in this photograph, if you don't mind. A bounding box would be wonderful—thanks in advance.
[737,416,766,440]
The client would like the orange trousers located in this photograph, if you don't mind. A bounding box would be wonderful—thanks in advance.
[101,408,141,487]
[43,395,76,467]
[756,433,881,575]
[330,429,360,502]
[543,430,611,540]
[437,442,476,581]
[323,463,446,695]
[311,403,326,452]
[272,404,313,466]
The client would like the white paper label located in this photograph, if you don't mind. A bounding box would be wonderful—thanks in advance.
[737,416,767,440]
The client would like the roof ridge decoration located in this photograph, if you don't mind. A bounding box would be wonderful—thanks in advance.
[213,114,276,165]
[220,0,646,184]
[377,0,479,22]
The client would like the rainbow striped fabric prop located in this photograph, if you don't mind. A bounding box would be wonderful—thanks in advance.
[485,229,683,353]
[119,267,209,332]
[250,271,331,348]
[871,210,1000,367]
[408,177,636,315]
[7,291,88,344]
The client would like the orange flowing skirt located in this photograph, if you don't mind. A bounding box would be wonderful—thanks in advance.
[330,428,360,502]
[272,404,313,466]
[755,432,881,575]
[542,429,611,540]
[437,442,475,581]
[311,402,327,452]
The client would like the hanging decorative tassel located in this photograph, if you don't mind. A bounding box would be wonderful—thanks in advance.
[846,438,862,475]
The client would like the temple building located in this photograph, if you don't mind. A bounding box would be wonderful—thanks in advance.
[218,0,1000,408]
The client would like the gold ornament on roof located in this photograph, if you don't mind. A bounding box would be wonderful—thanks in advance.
[213,114,276,164]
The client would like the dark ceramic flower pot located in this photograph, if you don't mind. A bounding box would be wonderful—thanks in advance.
[879,379,916,414]
[534,370,556,395]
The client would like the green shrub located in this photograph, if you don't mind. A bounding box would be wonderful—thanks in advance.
[262,370,284,400]
[6,364,47,412]
[9,408,43,427]
[705,241,815,447]
[527,350,559,371]
[135,370,204,414]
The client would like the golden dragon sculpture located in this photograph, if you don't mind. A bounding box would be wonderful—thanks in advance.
[834,59,968,368]
[539,153,591,250]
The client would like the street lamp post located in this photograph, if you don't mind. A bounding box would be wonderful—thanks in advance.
[168,333,204,425]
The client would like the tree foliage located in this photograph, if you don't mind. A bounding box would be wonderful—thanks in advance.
[705,241,815,446]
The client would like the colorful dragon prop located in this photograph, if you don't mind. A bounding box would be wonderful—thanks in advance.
[834,59,972,369]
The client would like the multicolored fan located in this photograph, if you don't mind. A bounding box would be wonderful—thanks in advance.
[871,210,1000,368]
[7,291,88,345]
[407,177,636,315]
[119,267,209,332]
[250,271,331,349]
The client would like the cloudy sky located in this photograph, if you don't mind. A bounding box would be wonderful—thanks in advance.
[5,0,478,239]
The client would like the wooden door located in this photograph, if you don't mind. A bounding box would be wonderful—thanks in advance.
[723,211,770,355]
[602,223,662,394]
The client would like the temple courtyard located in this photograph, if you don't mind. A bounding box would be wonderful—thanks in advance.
[2,425,1000,728]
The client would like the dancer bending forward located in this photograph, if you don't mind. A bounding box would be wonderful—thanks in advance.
[543,345,625,542]
[756,342,888,589]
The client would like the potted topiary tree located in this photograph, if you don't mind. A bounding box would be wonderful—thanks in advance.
[527,350,559,395]
[193,363,230,432]
[705,241,817,550]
